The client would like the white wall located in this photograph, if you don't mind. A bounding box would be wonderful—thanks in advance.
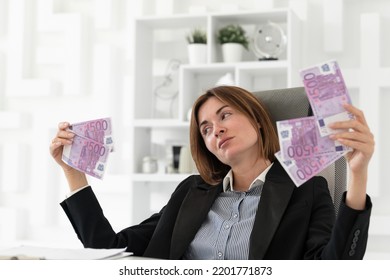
[0,0,389,259]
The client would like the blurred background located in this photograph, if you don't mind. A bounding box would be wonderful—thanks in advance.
[0,0,389,259]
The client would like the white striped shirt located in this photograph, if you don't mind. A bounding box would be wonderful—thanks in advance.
[183,164,272,260]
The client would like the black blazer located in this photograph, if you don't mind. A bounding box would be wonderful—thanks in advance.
[61,160,372,259]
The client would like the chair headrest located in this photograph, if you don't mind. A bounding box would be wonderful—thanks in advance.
[252,87,312,123]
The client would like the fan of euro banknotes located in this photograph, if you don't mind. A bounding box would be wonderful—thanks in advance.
[275,60,353,187]
[62,118,114,179]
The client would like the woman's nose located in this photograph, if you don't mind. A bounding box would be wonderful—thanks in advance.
[214,126,225,137]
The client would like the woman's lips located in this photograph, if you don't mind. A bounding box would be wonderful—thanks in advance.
[219,137,233,149]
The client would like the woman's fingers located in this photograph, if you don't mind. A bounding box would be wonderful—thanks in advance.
[343,103,368,126]
[56,130,75,140]
[50,132,74,149]
[328,104,372,136]
[54,121,75,142]
[328,104,375,163]
[58,122,70,130]
[49,122,74,156]
[328,118,368,134]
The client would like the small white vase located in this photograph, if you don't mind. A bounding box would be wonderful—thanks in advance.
[178,146,193,174]
[188,44,207,64]
[222,43,243,63]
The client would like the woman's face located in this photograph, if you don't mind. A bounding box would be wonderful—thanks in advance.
[197,97,260,167]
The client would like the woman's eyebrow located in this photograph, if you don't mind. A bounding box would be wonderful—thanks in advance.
[199,105,229,128]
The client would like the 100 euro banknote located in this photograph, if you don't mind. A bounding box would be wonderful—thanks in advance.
[277,116,350,161]
[69,118,114,152]
[275,150,345,187]
[300,60,353,137]
[62,134,110,179]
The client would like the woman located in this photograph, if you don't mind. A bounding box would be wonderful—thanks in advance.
[50,86,374,259]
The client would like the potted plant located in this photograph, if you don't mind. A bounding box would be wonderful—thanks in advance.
[217,24,249,63]
[186,28,207,64]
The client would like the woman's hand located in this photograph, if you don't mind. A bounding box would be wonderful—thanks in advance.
[49,122,75,170]
[328,103,375,210]
[49,122,88,191]
[329,104,375,174]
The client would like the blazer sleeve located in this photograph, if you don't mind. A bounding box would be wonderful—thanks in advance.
[60,186,162,255]
[321,192,372,259]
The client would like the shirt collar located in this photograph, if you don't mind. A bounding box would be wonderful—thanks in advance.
[222,163,273,192]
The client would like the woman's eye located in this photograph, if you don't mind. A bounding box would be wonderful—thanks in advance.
[202,127,211,135]
[221,112,231,120]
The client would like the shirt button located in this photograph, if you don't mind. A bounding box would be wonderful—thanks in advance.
[218,252,223,258]
[233,213,238,218]
[224,224,230,229]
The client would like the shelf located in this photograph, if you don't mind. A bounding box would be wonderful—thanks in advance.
[211,9,289,23]
[181,60,288,74]
[135,9,289,28]
[237,60,288,70]
[181,63,234,73]
[135,14,208,29]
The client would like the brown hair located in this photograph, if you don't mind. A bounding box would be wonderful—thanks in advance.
[190,85,280,185]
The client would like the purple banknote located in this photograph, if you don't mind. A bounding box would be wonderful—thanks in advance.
[62,134,110,179]
[274,60,354,186]
[277,116,350,161]
[275,150,344,187]
[300,60,353,137]
[69,118,114,152]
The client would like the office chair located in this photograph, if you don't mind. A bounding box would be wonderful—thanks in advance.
[253,87,347,216]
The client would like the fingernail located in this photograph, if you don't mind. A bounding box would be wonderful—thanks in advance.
[68,132,75,137]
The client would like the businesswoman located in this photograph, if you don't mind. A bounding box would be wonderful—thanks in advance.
[49,85,374,259]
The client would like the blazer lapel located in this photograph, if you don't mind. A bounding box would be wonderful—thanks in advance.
[170,181,223,259]
[249,161,295,259]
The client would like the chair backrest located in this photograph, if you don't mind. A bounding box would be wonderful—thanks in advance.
[252,87,346,215]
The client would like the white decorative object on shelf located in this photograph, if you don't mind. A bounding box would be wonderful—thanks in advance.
[178,146,193,174]
[188,44,207,64]
[187,108,192,121]
[222,43,244,63]
[252,21,287,60]
[217,24,249,63]
[215,72,235,86]
[142,156,158,173]
[152,59,181,118]
[186,28,207,64]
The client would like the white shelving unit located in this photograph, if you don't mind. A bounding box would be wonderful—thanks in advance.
[130,9,301,222]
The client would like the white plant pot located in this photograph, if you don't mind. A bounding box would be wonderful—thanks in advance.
[188,44,207,64]
[222,43,244,63]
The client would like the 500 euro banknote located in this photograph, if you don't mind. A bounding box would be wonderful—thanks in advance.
[277,116,351,161]
[69,118,114,152]
[300,60,353,137]
[275,150,345,187]
[62,134,110,180]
